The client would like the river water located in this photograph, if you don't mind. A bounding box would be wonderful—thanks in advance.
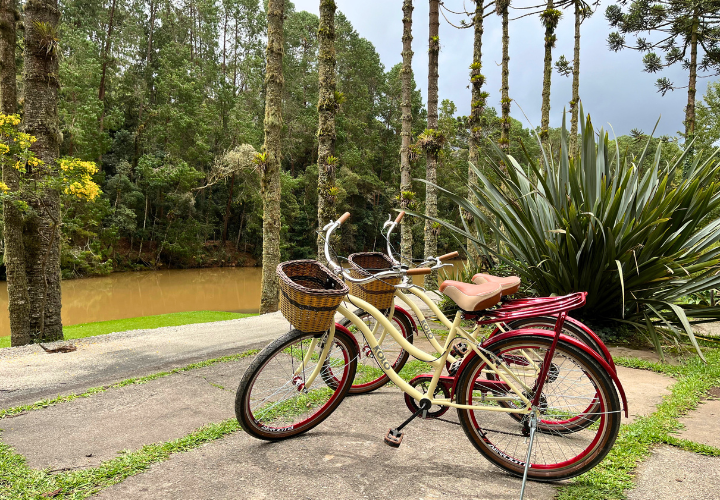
[0,262,466,337]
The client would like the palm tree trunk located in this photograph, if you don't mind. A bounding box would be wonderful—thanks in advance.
[259,0,285,314]
[467,0,485,265]
[316,0,338,264]
[22,0,63,343]
[400,0,414,264]
[424,0,439,289]
[569,0,581,157]
[498,0,511,153]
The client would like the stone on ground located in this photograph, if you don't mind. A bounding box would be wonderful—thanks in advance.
[615,366,674,423]
[0,357,252,470]
[678,390,720,449]
[626,445,720,500]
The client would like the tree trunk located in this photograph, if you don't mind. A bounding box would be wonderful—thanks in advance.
[685,12,698,158]
[400,0,414,265]
[22,0,63,344]
[569,0,581,157]
[316,0,338,264]
[424,0,439,289]
[1,0,32,347]
[540,0,556,149]
[467,0,485,265]
[98,0,117,151]
[498,0,510,153]
[259,0,284,315]
[222,173,235,243]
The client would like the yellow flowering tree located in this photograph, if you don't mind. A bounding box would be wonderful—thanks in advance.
[0,113,100,205]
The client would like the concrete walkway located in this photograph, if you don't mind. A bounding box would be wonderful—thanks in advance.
[0,308,715,499]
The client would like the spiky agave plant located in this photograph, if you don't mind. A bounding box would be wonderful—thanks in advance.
[417,108,720,360]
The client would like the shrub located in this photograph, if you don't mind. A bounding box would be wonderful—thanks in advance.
[420,109,720,360]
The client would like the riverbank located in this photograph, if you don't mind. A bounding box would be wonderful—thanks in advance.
[0,311,257,349]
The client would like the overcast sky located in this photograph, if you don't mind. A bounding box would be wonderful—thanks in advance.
[290,0,714,138]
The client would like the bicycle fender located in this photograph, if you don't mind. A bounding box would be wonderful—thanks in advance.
[394,306,418,334]
[334,323,361,357]
[452,329,628,418]
[487,316,617,373]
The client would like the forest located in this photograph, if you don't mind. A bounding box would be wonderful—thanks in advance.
[2,0,710,279]
[1,0,719,345]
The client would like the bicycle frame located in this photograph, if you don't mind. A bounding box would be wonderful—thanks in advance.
[333,295,534,414]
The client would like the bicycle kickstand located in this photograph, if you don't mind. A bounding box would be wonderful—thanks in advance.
[519,412,538,500]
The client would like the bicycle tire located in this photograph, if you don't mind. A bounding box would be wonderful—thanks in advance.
[338,307,414,394]
[235,328,357,441]
[455,334,621,481]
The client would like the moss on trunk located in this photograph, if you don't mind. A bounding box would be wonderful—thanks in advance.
[400,0,414,264]
[316,0,338,263]
[424,0,439,289]
[259,0,285,315]
[467,0,485,265]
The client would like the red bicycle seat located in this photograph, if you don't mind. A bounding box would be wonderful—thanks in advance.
[439,280,502,312]
[472,273,521,295]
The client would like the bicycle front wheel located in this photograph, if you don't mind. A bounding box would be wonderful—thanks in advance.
[235,328,357,441]
[455,334,621,481]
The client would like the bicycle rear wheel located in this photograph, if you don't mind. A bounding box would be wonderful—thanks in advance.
[339,307,413,394]
[455,334,621,481]
[235,328,357,440]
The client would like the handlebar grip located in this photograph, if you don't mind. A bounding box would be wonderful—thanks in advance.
[407,267,432,276]
[338,212,351,224]
[438,251,459,262]
[394,211,405,224]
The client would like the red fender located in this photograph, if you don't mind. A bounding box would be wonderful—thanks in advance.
[451,329,628,418]
[394,306,418,335]
[333,323,361,356]
[488,316,616,373]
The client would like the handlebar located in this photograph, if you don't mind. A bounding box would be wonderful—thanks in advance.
[438,251,459,262]
[338,212,351,224]
[394,211,405,224]
[406,267,432,276]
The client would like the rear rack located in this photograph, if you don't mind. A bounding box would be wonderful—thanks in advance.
[466,292,587,324]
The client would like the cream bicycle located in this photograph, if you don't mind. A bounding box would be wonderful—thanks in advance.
[235,213,625,483]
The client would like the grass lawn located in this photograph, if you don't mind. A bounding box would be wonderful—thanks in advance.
[0,311,257,349]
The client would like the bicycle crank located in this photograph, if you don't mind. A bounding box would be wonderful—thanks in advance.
[384,398,432,448]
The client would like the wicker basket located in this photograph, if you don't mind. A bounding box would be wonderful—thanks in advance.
[347,252,399,310]
[277,260,349,333]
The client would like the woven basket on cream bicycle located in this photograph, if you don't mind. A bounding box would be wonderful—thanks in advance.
[277,260,349,333]
[347,252,399,310]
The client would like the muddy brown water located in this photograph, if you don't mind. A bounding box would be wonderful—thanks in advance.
[0,261,467,337]
[0,267,264,337]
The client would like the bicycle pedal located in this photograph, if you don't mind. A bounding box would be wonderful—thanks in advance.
[451,342,468,358]
[384,428,403,448]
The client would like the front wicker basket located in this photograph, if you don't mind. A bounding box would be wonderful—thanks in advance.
[347,252,399,310]
[277,260,349,333]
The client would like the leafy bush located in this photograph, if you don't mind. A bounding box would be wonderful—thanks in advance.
[422,109,720,359]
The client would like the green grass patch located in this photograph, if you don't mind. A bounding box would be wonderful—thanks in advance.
[556,350,720,500]
[0,418,242,500]
[0,349,259,419]
[0,311,257,349]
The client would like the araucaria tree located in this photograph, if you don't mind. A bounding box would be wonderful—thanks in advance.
[606,0,720,152]
[423,0,440,289]
[540,0,561,147]
[497,0,511,153]
[259,0,285,314]
[400,0,414,264]
[467,0,486,263]
[316,0,338,263]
